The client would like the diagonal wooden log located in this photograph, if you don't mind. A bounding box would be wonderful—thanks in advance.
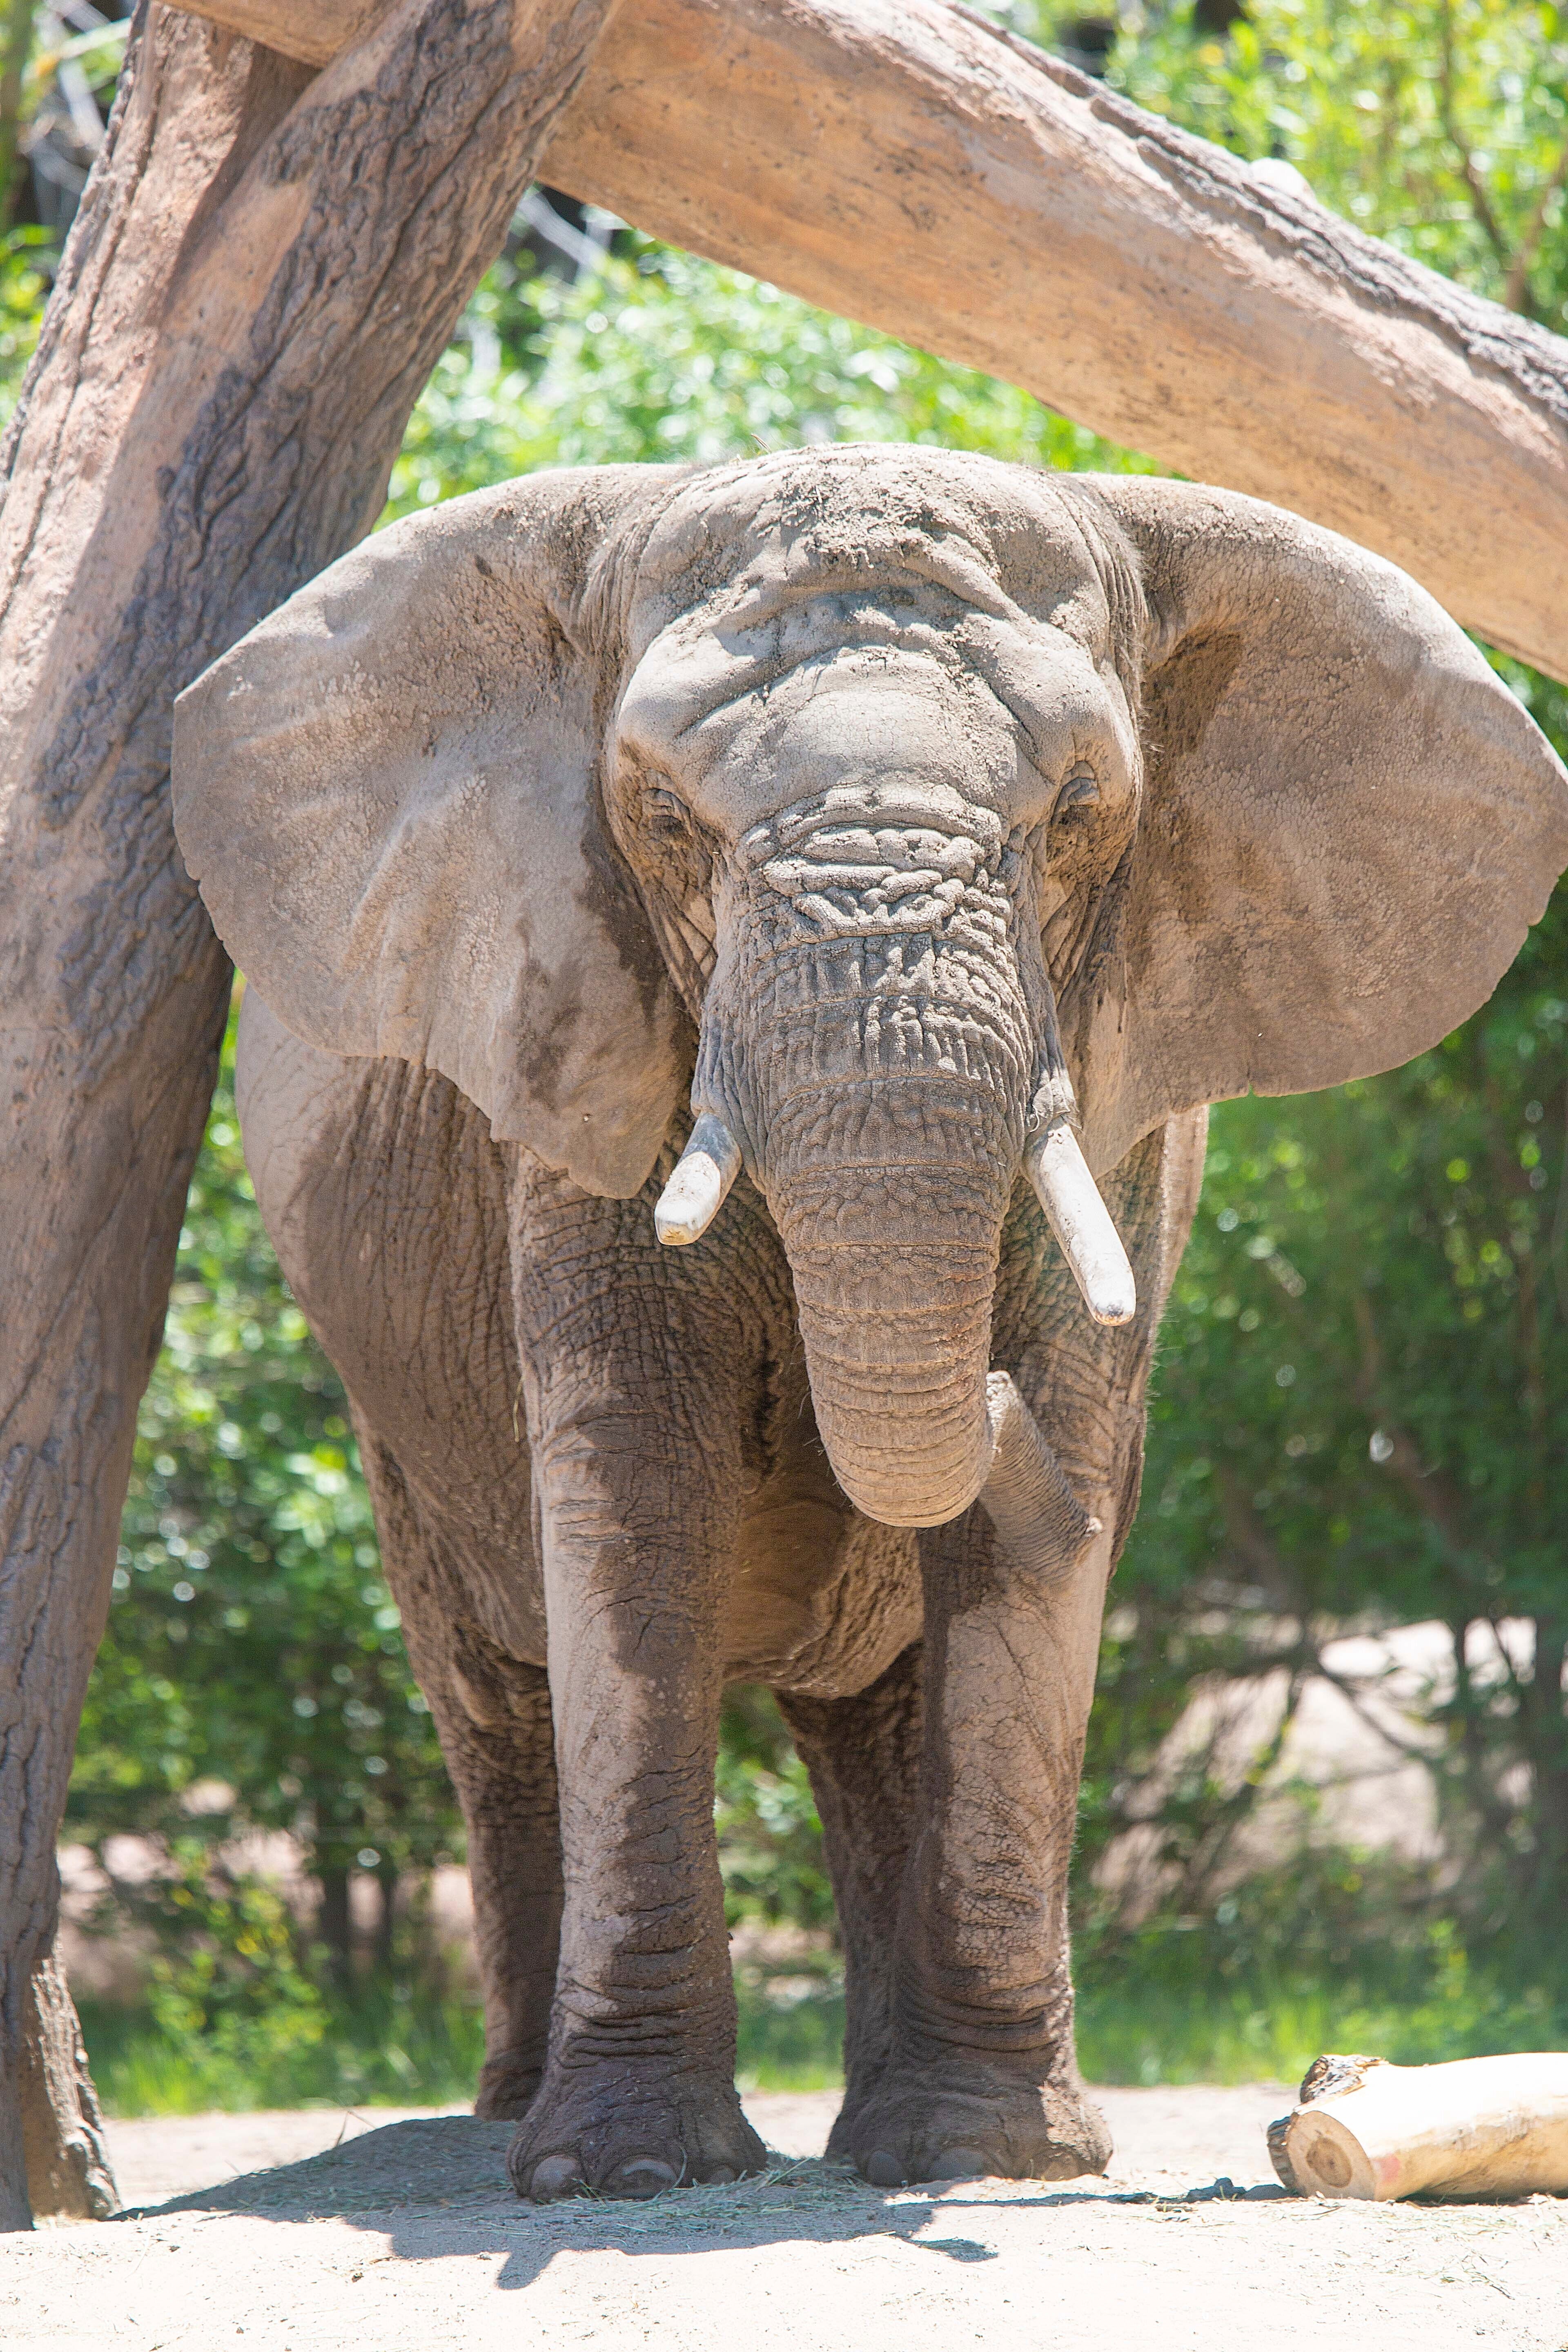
[169,0,1568,682]
[0,0,621,2231]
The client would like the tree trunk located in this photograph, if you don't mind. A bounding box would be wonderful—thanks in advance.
[16,1937,118,2221]
[373,1864,398,1977]
[0,0,33,230]
[316,1866,353,1991]
[168,0,1568,684]
[0,0,621,2231]
[1518,1613,1568,1946]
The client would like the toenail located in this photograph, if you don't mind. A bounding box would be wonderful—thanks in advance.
[702,2165,738,2185]
[526,2152,584,2202]
[924,2147,991,2182]
[863,2149,905,2188]
[607,2158,679,2199]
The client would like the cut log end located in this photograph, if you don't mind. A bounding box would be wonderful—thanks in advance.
[1268,2051,1568,2204]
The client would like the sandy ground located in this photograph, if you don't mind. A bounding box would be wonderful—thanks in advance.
[2,2087,1564,2351]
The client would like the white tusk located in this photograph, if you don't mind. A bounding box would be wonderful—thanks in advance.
[1025,1119,1137,1327]
[654,1113,742,1246]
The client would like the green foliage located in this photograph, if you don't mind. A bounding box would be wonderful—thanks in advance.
[83,1973,849,2114]
[81,1978,486,2117]
[386,234,1154,520]
[0,219,47,420]
[1104,0,1568,323]
[1120,855,1568,1952]
[136,1851,328,2080]
[1076,1836,1568,2084]
[716,1688,835,1934]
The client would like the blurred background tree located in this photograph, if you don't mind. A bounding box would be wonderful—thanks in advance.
[0,0,1561,2107]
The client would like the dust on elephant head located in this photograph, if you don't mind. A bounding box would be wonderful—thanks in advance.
[172,446,1568,1530]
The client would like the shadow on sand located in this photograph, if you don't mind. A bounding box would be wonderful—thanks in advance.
[114,2115,1286,2291]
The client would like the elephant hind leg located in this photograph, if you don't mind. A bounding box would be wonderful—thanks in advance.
[774,1643,922,2155]
[356,1428,561,2120]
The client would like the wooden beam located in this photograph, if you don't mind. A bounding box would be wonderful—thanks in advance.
[165,0,1568,684]
[167,0,379,66]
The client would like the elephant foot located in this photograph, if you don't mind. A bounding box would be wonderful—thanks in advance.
[473,2047,544,2120]
[507,2060,767,2201]
[830,2061,1112,2188]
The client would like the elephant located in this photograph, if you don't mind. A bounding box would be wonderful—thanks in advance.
[170,444,1568,2200]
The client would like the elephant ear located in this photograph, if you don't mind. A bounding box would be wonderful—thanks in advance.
[173,468,693,1198]
[1060,477,1568,1174]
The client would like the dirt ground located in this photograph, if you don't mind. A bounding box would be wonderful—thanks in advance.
[3,2085,1564,2350]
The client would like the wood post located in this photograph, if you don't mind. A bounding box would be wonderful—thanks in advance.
[163,0,1568,684]
[0,0,621,2230]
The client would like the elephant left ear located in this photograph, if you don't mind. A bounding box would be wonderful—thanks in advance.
[173,469,693,1198]
[1059,476,1568,1174]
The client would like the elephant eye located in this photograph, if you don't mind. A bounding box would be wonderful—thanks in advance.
[1054,764,1100,822]
[644,783,693,842]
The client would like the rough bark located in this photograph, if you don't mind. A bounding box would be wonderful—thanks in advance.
[170,0,1568,680]
[17,1937,118,2220]
[0,0,621,2231]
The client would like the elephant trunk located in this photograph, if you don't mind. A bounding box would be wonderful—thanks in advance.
[695,886,1033,1526]
[668,786,1145,1527]
[766,1096,1012,1527]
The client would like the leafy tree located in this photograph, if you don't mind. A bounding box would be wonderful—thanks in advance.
[384,232,1151,523]
[1123,829,1568,1959]
[986,0,1568,325]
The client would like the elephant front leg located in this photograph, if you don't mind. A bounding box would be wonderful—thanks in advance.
[504,1258,766,2200]
[845,1387,1114,2187]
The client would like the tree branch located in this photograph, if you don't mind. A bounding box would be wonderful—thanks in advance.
[1351,1290,1490,1584]
[0,0,622,2233]
[1437,0,1512,280]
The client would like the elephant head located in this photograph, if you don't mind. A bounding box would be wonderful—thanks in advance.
[172,448,1568,1530]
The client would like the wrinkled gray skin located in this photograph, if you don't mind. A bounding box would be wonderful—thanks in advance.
[172,448,1568,2201]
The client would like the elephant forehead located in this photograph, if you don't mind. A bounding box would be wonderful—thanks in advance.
[616,609,1128,830]
[623,443,1115,652]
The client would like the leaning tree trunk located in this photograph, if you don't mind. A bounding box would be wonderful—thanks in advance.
[176,0,1568,684]
[0,0,620,2231]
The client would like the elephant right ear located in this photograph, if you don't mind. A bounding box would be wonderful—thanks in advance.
[1058,476,1568,1174]
[174,469,693,1198]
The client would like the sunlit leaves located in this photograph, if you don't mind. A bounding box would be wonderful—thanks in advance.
[385,237,1158,521]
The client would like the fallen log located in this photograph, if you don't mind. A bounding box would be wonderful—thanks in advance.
[1268,2052,1568,2202]
[165,0,1568,683]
